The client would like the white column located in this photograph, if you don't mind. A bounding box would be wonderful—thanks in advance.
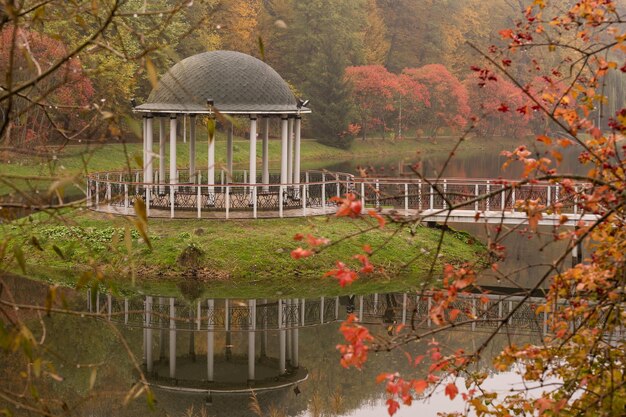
[169,297,176,378]
[183,114,187,143]
[142,116,147,182]
[169,116,177,218]
[248,299,256,381]
[207,299,214,381]
[159,118,166,194]
[287,118,293,185]
[145,117,153,212]
[293,117,301,185]
[208,117,215,193]
[280,116,288,184]
[249,115,257,196]
[146,116,154,183]
[262,117,270,190]
[189,116,196,179]
[227,122,234,182]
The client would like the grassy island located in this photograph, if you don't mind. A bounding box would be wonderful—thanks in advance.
[4,210,485,299]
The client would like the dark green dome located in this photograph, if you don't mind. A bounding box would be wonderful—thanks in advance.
[135,50,309,115]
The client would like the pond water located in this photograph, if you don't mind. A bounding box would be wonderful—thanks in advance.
[1,275,545,417]
[1,138,584,416]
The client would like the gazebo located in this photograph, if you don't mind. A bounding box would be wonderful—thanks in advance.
[87,50,354,219]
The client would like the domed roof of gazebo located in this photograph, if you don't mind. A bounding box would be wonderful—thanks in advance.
[134,50,310,115]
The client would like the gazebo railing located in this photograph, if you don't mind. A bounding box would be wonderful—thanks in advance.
[87,169,356,219]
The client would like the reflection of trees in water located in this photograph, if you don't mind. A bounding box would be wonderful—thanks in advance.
[296,316,540,417]
[0,277,544,417]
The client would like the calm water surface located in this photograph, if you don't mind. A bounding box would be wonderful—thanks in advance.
[1,140,582,416]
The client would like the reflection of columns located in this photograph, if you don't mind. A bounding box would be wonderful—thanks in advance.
[402,293,407,325]
[159,297,166,360]
[287,118,293,184]
[188,308,196,362]
[293,117,301,185]
[291,298,299,368]
[248,299,256,381]
[226,122,234,182]
[146,296,153,373]
[169,115,177,218]
[249,115,257,198]
[286,299,292,364]
[207,299,214,382]
[278,299,286,374]
[169,297,176,378]
[261,299,267,357]
[225,299,231,361]
[320,296,325,324]
[159,118,166,193]
[280,116,288,185]
[262,118,269,190]
[189,116,196,178]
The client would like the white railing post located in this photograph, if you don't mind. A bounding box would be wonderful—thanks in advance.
[361,182,365,208]
[443,179,447,210]
[253,186,257,219]
[501,184,505,211]
[375,180,380,209]
[322,173,326,212]
[547,184,552,207]
[474,184,479,212]
[511,186,516,212]
[303,184,307,216]
[429,184,434,210]
[486,181,491,211]
[124,184,129,212]
[418,180,422,211]
[197,181,201,219]
[336,180,340,198]
[95,181,99,208]
[225,185,230,220]
[404,183,409,215]
[279,185,284,218]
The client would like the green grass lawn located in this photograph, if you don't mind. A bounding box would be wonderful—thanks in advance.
[3,210,486,299]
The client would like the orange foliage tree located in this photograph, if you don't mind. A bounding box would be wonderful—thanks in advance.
[298,1,626,415]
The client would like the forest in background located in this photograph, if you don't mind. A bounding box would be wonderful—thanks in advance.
[2,0,626,151]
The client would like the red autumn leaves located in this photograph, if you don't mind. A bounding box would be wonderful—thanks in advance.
[290,193,385,287]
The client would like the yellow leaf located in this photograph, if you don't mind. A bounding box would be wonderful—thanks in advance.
[145,57,158,89]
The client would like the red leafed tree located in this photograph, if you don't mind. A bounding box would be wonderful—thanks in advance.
[463,70,529,137]
[316,1,626,416]
[0,28,95,148]
[401,64,470,137]
[345,65,408,141]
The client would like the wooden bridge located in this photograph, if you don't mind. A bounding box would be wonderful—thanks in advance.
[87,169,599,226]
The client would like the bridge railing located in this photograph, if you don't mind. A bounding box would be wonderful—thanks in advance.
[352,177,584,215]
